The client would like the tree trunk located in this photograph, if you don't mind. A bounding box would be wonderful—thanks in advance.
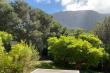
[75,62,82,70]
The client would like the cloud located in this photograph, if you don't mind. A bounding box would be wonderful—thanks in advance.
[60,0,110,13]
[60,0,73,6]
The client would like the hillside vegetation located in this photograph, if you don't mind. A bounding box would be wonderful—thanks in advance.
[0,0,110,73]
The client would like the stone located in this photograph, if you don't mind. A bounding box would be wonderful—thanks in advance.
[31,69,80,73]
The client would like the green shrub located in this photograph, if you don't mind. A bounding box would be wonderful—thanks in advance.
[0,31,13,43]
[48,36,108,69]
[0,41,39,73]
[0,31,39,73]
[8,41,39,73]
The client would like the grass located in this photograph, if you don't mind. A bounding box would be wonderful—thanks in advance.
[34,60,56,69]
[34,60,75,69]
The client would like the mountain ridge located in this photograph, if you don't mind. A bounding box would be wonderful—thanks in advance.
[52,10,110,30]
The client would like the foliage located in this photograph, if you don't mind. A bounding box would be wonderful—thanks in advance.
[50,22,64,37]
[0,31,13,43]
[0,31,13,52]
[0,0,20,32]
[0,0,66,57]
[94,17,110,71]
[79,33,102,47]
[10,1,62,57]
[35,60,56,69]
[8,41,39,73]
[62,28,85,37]
[94,17,110,45]
[0,31,39,73]
[48,35,107,69]
[0,0,110,72]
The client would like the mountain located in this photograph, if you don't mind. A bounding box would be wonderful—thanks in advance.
[52,10,110,30]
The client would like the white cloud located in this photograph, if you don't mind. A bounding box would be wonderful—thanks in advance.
[60,0,110,13]
[60,0,73,6]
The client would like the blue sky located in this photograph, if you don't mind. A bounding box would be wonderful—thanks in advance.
[26,0,64,14]
[26,0,110,14]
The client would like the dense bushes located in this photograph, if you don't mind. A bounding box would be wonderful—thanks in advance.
[0,32,39,73]
[79,33,102,47]
[48,35,108,69]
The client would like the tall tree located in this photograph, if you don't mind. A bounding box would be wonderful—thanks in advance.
[11,1,54,57]
[0,0,64,57]
[0,0,20,32]
[94,17,110,45]
[94,16,110,72]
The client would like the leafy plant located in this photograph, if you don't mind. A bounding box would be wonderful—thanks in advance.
[48,36,108,70]
[0,31,39,73]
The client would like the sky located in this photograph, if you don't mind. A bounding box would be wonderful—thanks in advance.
[26,0,110,14]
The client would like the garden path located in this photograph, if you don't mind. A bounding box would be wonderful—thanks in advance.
[31,69,79,73]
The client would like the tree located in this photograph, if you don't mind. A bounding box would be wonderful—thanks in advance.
[0,0,65,57]
[94,17,110,72]
[0,0,20,32]
[62,28,85,37]
[94,17,110,45]
[48,35,107,69]
[10,1,50,56]
[50,22,64,37]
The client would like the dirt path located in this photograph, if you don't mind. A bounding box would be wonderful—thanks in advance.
[31,69,80,73]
